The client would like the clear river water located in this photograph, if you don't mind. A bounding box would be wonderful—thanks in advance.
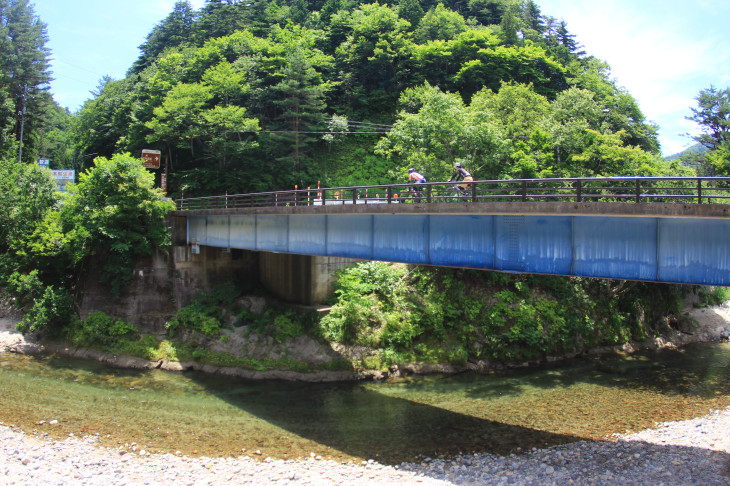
[0,342,728,464]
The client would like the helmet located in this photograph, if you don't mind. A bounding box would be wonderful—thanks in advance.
[408,168,415,173]
[455,162,462,168]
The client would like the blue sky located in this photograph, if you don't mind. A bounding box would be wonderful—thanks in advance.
[34,0,730,156]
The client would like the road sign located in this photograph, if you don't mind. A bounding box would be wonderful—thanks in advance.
[52,169,75,192]
[38,158,50,168]
[141,149,161,169]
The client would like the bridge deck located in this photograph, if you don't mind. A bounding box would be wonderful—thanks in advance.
[173,178,730,286]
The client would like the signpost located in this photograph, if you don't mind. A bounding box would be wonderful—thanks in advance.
[38,158,49,169]
[141,149,161,169]
[52,169,75,192]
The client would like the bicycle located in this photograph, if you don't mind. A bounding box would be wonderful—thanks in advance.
[446,183,470,202]
[407,185,425,203]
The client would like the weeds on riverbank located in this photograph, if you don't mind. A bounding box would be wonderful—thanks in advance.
[47,264,729,374]
[315,262,713,368]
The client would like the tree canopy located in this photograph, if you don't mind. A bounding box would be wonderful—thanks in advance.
[32,0,668,198]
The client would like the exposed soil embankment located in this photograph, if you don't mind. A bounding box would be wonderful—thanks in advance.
[2,302,730,381]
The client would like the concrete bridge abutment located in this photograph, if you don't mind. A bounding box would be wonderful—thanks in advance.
[259,253,356,305]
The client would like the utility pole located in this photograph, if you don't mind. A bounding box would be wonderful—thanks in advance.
[18,84,27,163]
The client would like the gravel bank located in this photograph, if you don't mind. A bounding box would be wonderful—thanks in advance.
[0,408,728,485]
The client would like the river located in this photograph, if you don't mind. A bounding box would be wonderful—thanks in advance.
[0,342,728,464]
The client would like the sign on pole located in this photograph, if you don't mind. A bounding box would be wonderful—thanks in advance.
[52,169,75,192]
[141,149,161,169]
[38,158,50,168]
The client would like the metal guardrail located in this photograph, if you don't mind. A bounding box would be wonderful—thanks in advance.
[175,177,730,211]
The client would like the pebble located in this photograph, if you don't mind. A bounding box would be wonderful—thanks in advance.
[0,408,727,485]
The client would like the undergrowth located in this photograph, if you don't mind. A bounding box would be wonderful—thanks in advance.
[59,263,725,373]
[315,261,707,367]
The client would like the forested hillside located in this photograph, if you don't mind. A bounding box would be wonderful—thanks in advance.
[64,0,689,197]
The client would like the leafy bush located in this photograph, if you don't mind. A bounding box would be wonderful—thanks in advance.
[165,283,244,337]
[66,311,137,347]
[166,301,222,336]
[60,153,175,296]
[273,313,305,343]
[316,261,698,366]
[696,286,730,307]
[16,284,74,335]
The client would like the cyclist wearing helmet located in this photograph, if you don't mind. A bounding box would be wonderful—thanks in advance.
[407,168,427,200]
[449,162,473,191]
[408,168,427,184]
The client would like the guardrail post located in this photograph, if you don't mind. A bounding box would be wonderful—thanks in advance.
[635,180,641,203]
[471,181,477,202]
[387,186,392,204]
[353,188,357,205]
[521,181,527,202]
[321,189,326,206]
[426,184,432,203]
[576,180,582,202]
[697,179,702,204]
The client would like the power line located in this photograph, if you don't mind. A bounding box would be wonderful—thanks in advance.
[258,130,389,134]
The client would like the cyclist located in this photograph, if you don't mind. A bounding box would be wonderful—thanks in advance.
[449,162,473,194]
[408,168,427,200]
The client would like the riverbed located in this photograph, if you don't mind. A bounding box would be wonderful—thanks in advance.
[0,306,729,484]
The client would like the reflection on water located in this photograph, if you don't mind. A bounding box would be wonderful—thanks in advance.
[0,342,727,463]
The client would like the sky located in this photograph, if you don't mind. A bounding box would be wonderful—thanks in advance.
[33,0,730,157]
[536,0,730,155]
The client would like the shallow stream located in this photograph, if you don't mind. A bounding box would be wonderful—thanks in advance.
[0,342,728,464]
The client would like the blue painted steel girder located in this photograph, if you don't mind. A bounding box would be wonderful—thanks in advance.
[186,213,730,285]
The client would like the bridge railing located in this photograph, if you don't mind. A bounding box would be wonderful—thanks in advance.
[175,177,730,210]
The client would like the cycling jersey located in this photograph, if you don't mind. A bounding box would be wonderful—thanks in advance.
[409,171,426,183]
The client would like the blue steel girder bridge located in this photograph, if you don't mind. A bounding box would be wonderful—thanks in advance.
[173,177,730,286]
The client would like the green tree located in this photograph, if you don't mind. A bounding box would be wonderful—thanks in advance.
[542,86,604,167]
[413,3,467,43]
[470,82,554,177]
[0,0,53,162]
[471,82,550,142]
[498,3,520,45]
[0,157,66,333]
[270,49,328,176]
[35,104,74,169]
[397,0,425,30]
[61,153,174,295]
[0,158,57,254]
[145,82,212,158]
[334,2,413,112]
[467,0,506,25]
[131,0,199,74]
[707,143,730,177]
[200,61,260,169]
[520,0,544,34]
[376,82,506,180]
[572,58,658,153]
[73,77,137,165]
[687,86,730,151]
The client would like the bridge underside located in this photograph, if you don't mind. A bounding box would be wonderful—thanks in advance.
[185,213,730,286]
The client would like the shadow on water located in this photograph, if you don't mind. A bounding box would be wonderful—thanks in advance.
[182,342,730,463]
[186,375,582,463]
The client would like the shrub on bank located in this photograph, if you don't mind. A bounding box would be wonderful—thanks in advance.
[315,262,706,367]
